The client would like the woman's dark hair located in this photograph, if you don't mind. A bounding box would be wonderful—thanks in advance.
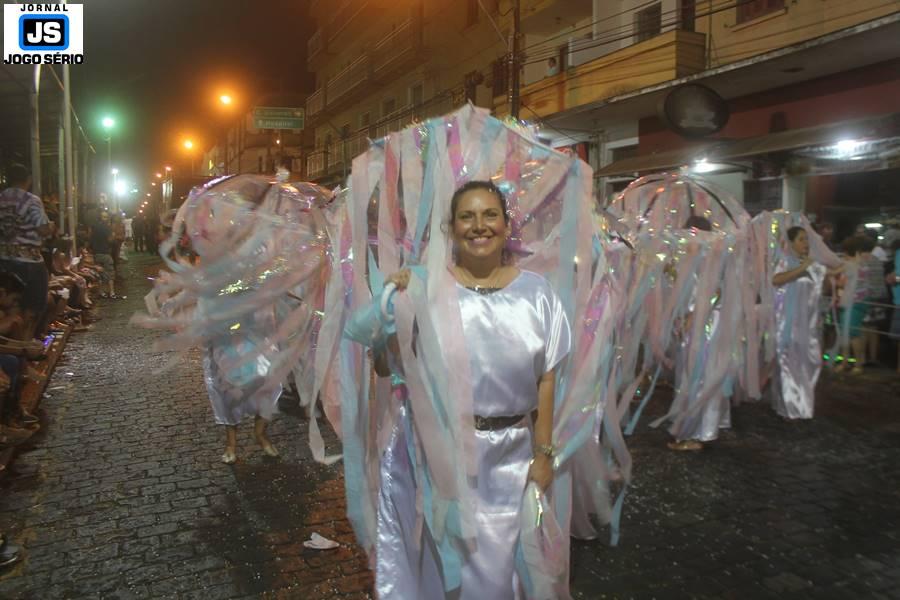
[449,180,509,225]
[857,235,876,253]
[786,226,805,242]
[841,235,861,257]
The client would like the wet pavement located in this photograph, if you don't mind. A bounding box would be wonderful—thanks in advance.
[0,253,898,599]
[570,360,900,598]
[0,254,370,599]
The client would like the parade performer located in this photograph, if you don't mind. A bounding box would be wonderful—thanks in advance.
[134,175,335,464]
[665,216,734,450]
[769,223,839,419]
[322,105,615,599]
[605,174,749,450]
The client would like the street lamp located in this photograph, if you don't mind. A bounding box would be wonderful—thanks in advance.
[182,139,196,175]
[218,92,237,175]
[155,172,162,179]
[110,168,119,211]
[102,116,116,200]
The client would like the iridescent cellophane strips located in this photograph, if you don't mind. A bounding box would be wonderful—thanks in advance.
[131,175,340,463]
[327,104,610,596]
[747,210,842,380]
[590,174,755,540]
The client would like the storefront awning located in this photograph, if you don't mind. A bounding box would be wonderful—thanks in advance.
[597,111,900,177]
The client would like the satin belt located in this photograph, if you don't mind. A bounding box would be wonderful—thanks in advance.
[474,414,527,431]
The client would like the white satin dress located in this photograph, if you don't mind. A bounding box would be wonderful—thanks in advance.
[772,257,827,419]
[375,270,571,599]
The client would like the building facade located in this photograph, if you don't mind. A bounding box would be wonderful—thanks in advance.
[306,0,900,221]
[304,0,509,186]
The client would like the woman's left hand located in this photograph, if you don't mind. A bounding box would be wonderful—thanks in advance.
[528,453,553,491]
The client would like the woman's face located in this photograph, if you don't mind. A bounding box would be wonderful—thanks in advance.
[452,189,508,263]
[791,230,809,257]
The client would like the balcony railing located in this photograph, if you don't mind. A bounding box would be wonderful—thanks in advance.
[326,55,371,109]
[307,152,326,180]
[375,106,413,139]
[328,0,368,42]
[372,19,423,80]
[345,131,370,161]
[308,28,325,61]
[306,88,326,120]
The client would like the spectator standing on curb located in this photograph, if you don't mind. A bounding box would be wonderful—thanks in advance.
[132,212,146,253]
[144,212,159,256]
[89,211,119,299]
[111,213,127,268]
[0,164,51,341]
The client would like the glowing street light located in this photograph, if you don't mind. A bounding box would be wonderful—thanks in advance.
[114,180,127,197]
[155,172,162,179]
[164,165,172,172]
[182,138,197,175]
[219,94,233,106]
[102,116,117,203]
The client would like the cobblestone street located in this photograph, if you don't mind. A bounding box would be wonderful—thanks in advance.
[0,254,899,599]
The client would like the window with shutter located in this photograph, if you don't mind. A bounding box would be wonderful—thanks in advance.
[634,3,662,43]
[736,0,784,24]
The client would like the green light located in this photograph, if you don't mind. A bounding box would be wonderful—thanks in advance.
[101,116,116,130]
[823,354,830,360]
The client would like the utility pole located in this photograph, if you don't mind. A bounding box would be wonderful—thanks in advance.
[507,0,521,119]
[29,66,42,197]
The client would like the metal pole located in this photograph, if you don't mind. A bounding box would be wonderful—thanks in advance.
[57,124,65,232]
[63,63,76,248]
[508,0,521,119]
[82,140,88,211]
[29,65,42,197]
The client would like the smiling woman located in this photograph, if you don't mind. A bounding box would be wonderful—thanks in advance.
[447,180,517,291]
[370,177,572,599]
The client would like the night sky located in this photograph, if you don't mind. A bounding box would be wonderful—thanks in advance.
[71,0,313,181]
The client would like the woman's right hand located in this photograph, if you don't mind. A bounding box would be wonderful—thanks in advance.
[386,268,411,291]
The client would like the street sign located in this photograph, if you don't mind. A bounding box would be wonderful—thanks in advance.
[252,106,305,130]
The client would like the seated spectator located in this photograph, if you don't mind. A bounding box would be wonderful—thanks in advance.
[50,245,93,310]
[0,272,41,430]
